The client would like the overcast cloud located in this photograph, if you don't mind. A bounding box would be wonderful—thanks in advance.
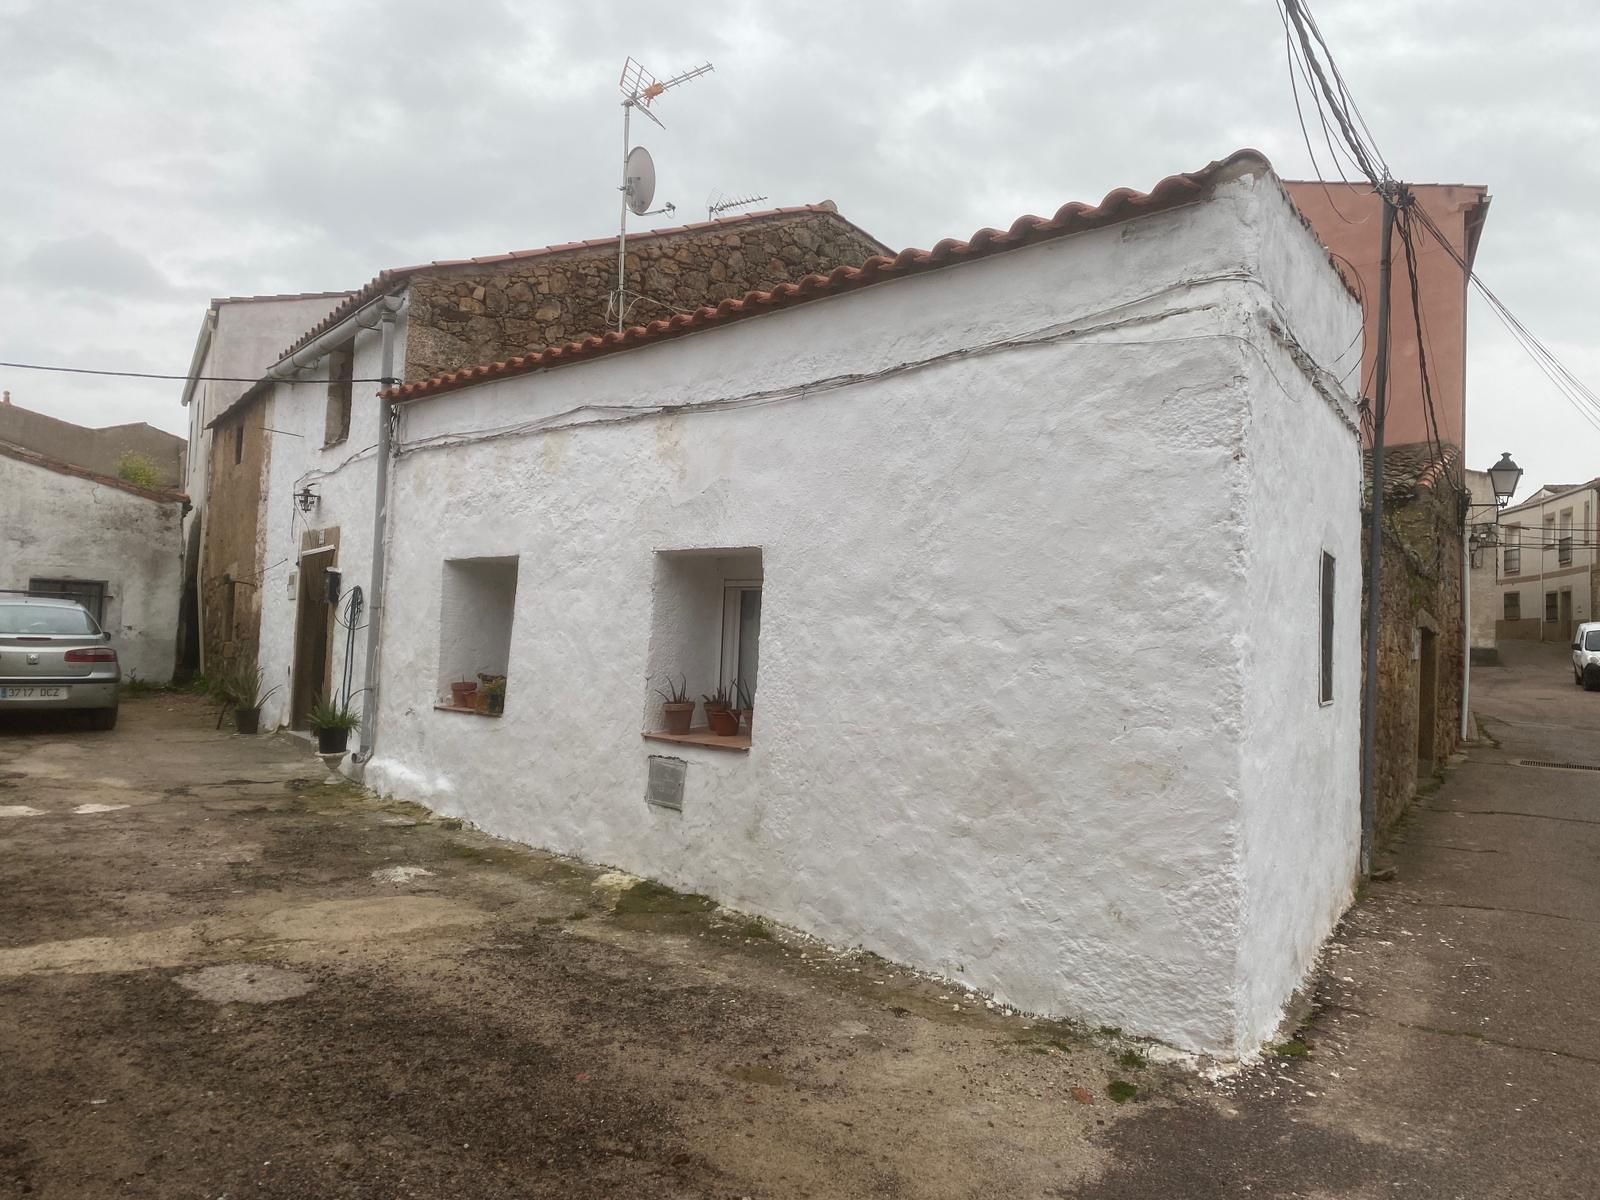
[2,0,1596,500]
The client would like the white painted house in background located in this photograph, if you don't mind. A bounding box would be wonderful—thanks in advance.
[231,150,1363,1056]
[0,441,187,682]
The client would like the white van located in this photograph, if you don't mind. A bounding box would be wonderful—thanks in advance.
[1573,621,1600,690]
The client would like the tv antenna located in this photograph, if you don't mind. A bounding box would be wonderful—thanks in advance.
[707,191,769,222]
[613,56,713,330]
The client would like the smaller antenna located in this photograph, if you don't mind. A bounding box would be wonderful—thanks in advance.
[707,191,770,222]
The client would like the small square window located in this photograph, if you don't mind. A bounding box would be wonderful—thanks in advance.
[436,556,519,715]
[644,549,761,748]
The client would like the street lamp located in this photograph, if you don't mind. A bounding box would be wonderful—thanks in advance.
[294,485,320,513]
[1487,453,1523,509]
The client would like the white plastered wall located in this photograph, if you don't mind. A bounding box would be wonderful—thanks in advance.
[0,455,184,682]
[1234,178,1365,1047]
[350,164,1361,1057]
[254,307,408,730]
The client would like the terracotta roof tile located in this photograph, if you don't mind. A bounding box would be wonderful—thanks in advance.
[210,289,353,308]
[1364,442,1461,499]
[278,203,887,363]
[386,150,1281,407]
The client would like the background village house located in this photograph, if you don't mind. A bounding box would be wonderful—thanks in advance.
[324,150,1366,1058]
[0,421,187,684]
[1491,478,1600,644]
[197,204,887,732]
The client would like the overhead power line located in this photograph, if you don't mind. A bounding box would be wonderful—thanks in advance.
[0,360,388,384]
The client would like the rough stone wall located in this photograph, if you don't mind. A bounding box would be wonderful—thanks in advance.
[200,401,271,676]
[403,210,889,382]
[1362,476,1465,832]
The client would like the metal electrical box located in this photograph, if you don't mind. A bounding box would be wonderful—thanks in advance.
[645,756,686,812]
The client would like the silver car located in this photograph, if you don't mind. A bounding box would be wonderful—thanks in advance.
[0,596,120,729]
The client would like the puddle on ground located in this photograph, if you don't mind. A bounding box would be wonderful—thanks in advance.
[175,963,314,1005]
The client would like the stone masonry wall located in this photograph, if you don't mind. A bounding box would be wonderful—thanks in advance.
[1362,477,1465,833]
[404,209,889,382]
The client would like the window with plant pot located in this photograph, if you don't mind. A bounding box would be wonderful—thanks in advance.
[643,548,761,751]
[436,555,519,716]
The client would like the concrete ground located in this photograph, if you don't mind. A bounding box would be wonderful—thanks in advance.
[2,644,1596,1198]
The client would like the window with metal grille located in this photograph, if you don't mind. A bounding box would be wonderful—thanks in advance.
[1504,592,1520,621]
[1546,591,1559,623]
[27,578,108,626]
[1319,552,1335,705]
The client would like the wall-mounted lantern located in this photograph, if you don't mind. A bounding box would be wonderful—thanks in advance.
[295,485,320,513]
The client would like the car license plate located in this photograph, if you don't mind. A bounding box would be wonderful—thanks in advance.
[0,686,67,700]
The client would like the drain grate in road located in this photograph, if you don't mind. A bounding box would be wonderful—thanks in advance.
[1517,759,1600,772]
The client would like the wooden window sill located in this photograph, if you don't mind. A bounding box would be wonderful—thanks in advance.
[434,704,501,718]
[642,727,751,753]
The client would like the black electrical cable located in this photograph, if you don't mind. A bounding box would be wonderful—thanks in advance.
[0,360,389,384]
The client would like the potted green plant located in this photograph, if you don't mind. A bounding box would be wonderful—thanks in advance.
[476,672,507,715]
[653,673,696,735]
[225,665,281,735]
[735,679,755,736]
[307,696,361,754]
[703,682,738,736]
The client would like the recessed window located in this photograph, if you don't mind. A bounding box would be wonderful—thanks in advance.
[644,548,762,750]
[1504,592,1521,621]
[436,556,519,716]
[324,343,354,447]
[1503,525,1521,575]
[1545,591,1559,623]
[28,578,107,627]
[1559,508,1573,565]
[233,423,244,465]
[1319,552,1335,705]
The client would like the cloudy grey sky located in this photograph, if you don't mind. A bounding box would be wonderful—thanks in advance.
[2,0,1596,500]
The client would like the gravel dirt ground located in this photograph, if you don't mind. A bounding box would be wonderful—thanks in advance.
[1,692,1179,1200]
[3,642,1595,1199]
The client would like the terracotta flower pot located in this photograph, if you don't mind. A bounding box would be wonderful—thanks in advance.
[709,707,740,736]
[450,682,478,708]
[662,701,695,735]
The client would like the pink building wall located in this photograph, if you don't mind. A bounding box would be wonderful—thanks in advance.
[1285,182,1490,451]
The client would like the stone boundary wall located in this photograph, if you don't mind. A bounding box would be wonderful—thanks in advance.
[1362,481,1465,832]
[404,211,888,383]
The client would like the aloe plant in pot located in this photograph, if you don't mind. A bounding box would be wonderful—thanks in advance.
[702,681,739,736]
[225,665,281,735]
[307,696,361,754]
[653,673,695,735]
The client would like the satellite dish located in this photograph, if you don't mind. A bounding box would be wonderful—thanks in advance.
[625,146,656,216]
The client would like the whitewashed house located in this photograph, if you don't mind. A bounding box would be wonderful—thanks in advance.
[239,150,1365,1056]
[0,440,187,682]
